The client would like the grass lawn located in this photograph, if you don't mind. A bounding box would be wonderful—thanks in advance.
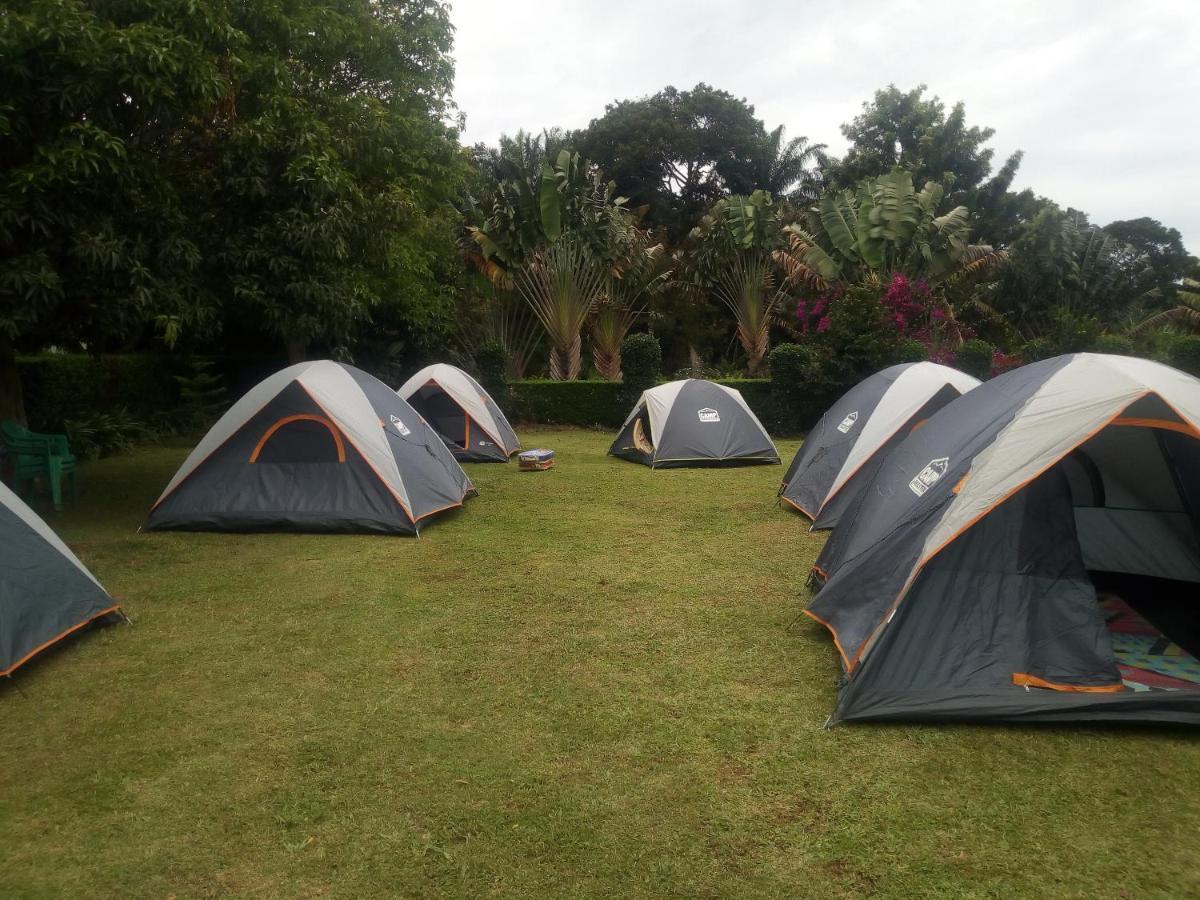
[2,426,1199,897]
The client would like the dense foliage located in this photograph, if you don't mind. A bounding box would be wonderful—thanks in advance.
[2,0,1196,433]
[619,332,663,406]
[1,0,462,419]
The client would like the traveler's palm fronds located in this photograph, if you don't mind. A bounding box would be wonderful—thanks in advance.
[514,240,607,380]
[713,253,785,376]
[1135,279,1200,333]
[591,238,671,380]
[776,171,996,288]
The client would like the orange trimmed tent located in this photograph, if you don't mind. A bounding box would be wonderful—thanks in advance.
[0,479,121,675]
[808,354,1200,725]
[145,361,475,535]
[397,363,520,462]
[779,362,979,528]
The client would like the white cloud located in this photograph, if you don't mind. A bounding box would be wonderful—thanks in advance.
[449,0,1200,250]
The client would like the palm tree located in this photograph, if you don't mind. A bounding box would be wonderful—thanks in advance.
[713,253,787,376]
[589,235,671,380]
[513,239,607,380]
[989,206,1159,340]
[1135,279,1200,333]
[774,172,1003,290]
[686,191,789,375]
[747,126,828,203]
[454,282,544,381]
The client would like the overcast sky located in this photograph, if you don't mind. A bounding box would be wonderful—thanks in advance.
[449,0,1199,252]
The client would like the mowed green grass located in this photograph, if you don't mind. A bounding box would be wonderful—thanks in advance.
[1,427,1199,897]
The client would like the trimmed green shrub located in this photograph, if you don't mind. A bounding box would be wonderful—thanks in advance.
[508,376,778,432]
[1041,309,1102,357]
[769,343,819,433]
[807,284,909,390]
[1092,333,1134,356]
[955,339,995,380]
[716,378,776,430]
[509,380,627,428]
[1169,335,1200,377]
[620,332,661,406]
[17,353,175,432]
[475,339,508,407]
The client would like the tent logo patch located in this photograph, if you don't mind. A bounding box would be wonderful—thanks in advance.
[837,411,859,434]
[697,408,720,423]
[909,458,949,496]
[389,414,411,436]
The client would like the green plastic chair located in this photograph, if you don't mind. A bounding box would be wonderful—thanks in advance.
[0,420,78,512]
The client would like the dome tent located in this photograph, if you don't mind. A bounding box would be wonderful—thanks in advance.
[609,379,779,468]
[779,362,979,529]
[397,363,520,462]
[145,361,475,535]
[806,354,1200,726]
[1,480,121,676]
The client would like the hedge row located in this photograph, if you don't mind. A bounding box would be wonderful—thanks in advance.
[17,353,177,431]
[508,379,626,428]
[507,377,817,434]
[15,354,832,437]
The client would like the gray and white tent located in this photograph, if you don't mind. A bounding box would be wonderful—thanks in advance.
[609,379,779,468]
[398,363,520,462]
[1,480,120,676]
[807,354,1200,725]
[145,361,475,535]
[780,362,979,528]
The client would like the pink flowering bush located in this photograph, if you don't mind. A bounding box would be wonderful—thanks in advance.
[792,284,845,335]
[788,272,1020,386]
[989,349,1023,377]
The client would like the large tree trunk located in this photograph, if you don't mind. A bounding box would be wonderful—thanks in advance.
[549,334,582,381]
[284,333,308,365]
[592,343,622,382]
[0,334,26,425]
[742,328,769,377]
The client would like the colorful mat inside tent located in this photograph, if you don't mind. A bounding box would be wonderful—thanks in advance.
[1100,594,1200,691]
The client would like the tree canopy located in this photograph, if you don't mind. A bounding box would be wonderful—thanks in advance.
[2,17,1196,408]
[573,84,768,241]
[824,84,1035,247]
[0,0,463,419]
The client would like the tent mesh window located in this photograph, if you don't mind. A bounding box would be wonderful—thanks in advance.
[251,416,346,464]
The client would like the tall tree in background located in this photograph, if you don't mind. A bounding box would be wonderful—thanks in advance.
[684,191,792,375]
[464,150,638,378]
[0,0,228,420]
[727,126,828,204]
[1104,218,1198,306]
[825,85,1034,247]
[991,205,1160,342]
[468,129,570,186]
[777,172,1001,289]
[590,233,671,380]
[201,1,463,363]
[574,84,766,241]
[0,0,463,423]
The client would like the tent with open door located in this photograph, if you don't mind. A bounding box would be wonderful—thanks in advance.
[779,362,979,528]
[145,361,475,535]
[397,363,520,462]
[609,379,779,468]
[805,354,1200,725]
[1,479,121,676]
